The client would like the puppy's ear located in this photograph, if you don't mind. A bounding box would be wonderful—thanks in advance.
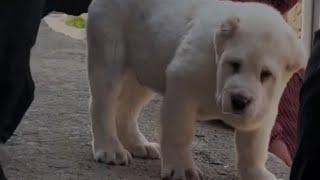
[286,40,307,73]
[286,60,304,73]
[214,16,240,63]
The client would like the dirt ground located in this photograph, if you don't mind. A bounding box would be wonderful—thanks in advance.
[3,23,289,180]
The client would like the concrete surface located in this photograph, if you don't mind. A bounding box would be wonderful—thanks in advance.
[43,14,86,40]
[3,23,290,180]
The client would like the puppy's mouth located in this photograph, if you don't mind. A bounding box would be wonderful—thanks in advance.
[220,95,243,117]
[221,109,243,117]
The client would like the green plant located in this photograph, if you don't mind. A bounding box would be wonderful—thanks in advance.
[65,16,86,29]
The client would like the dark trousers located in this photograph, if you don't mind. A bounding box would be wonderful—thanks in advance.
[290,30,320,180]
[0,166,5,180]
[0,0,91,179]
[0,2,44,179]
[0,0,91,144]
[0,0,45,144]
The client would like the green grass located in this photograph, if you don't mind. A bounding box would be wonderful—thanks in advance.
[65,16,86,29]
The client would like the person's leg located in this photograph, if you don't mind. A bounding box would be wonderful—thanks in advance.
[0,0,44,144]
[0,0,93,143]
[0,166,5,180]
[43,0,91,17]
[290,30,320,180]
[0,2,44,179]
[0,0,93,177]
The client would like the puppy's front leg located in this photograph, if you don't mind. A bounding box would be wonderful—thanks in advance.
[236,119,277,180]
[161,87,203,180]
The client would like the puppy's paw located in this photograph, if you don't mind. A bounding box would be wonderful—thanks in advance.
[239,168,277,180]
[127,142,160,159]
[93,139,132,166]
[162,166,203,180]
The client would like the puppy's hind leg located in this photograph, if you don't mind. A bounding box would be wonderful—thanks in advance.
[116,71,160,159]
[87,8,132,166]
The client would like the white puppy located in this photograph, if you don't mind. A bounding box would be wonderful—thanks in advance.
[87,0,305,179]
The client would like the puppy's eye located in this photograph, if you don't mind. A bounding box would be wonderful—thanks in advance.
[228,61,241,73]
[260,70,272,83]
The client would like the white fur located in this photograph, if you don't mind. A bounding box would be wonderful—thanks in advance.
[87,0,305,179]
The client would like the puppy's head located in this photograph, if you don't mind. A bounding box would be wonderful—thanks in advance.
[214,7,305,129]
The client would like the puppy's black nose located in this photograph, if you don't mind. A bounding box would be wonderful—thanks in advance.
[231,94,250,112]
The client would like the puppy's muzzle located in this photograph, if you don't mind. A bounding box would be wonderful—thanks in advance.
[221,90,253,116]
